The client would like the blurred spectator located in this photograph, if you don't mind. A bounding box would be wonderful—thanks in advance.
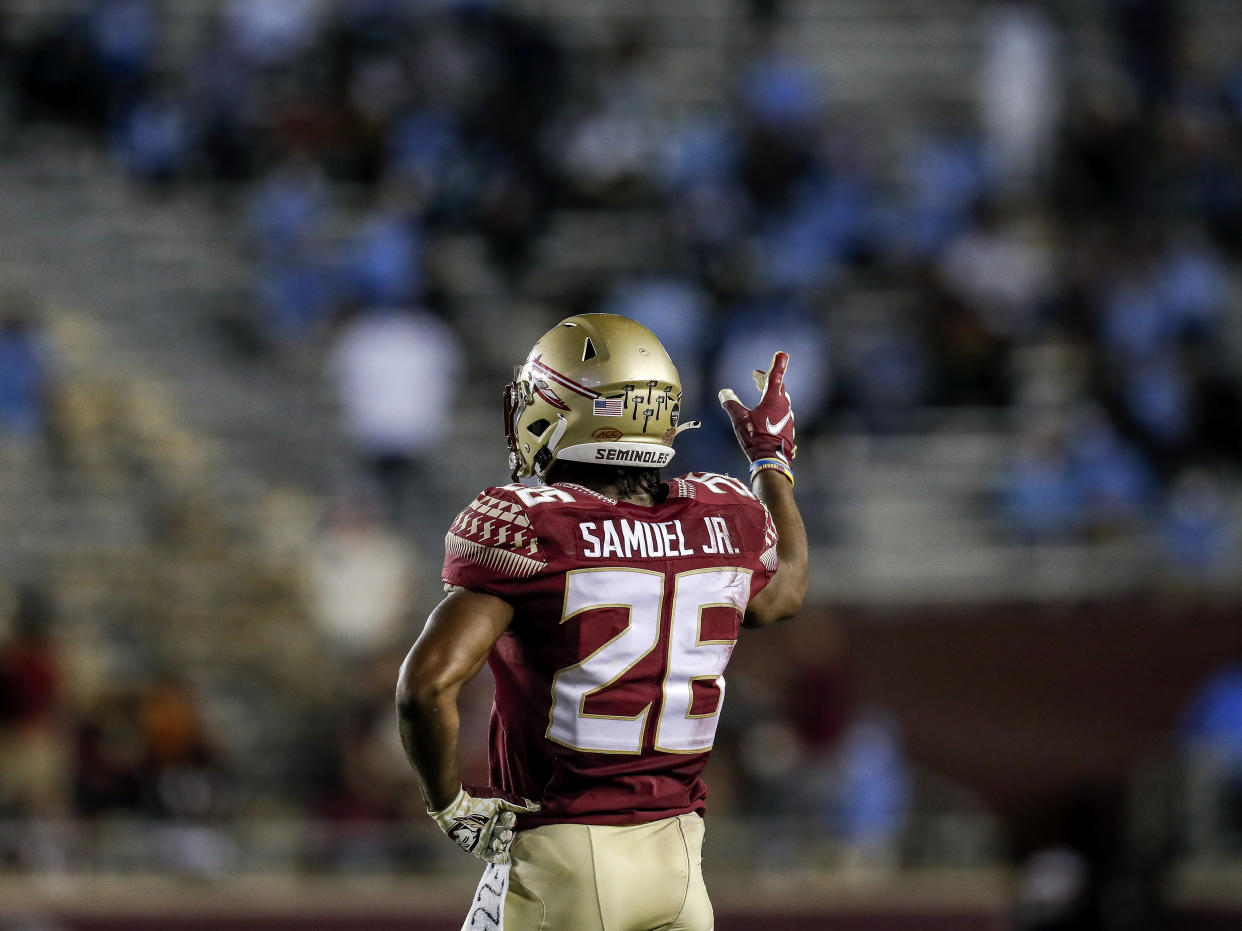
[190,20,258,183]
[1183,661,1242,760]
[896,136,991,257]
[1159,469,1235,579]
[329,304,462,525]
[1098,275,1174,365]
[73,691,146,816]
[1014,846,1092,931]
[87,0,156,116]
[937,203,1055,341]
[247,156,335,346]
[114,85,192,184]
[304,489,419,659]
[0,293,53,439]
[1064,410,1155,537]
[74,677,230,827]
[737,53,822,215]
[1017,793,1167,931]
[1002,425,1081,540]
[253,247,336,349]
[248,154,328,262]
[140,679,231,820]
[659,114,739,195]
[224,0,324,69]
[1181,657,1242,854]
[836,709,911,871]
[558,26,663,206]
[343,180,424,308]
[782,619,850,757]
[385,109,461,201]
[662,115,750,260]
[843,320,930,434]
[978,1,1063,196]
[1120,354,1194,460]
[0,585,67,818]
[1154,235,1226,340]
[756,170,872,292]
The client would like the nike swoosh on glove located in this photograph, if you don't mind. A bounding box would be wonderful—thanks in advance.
[718,351,797,464]
[430,785,541,864]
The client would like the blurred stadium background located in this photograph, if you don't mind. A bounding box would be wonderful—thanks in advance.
[1,0,1242,928]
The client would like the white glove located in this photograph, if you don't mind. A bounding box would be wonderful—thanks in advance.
[430,786,541,864]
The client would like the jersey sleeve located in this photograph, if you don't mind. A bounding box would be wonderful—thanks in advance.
[442,487,549,600]
[743,496,779,602]
[757,500,779,580]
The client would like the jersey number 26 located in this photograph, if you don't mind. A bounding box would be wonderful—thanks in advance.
[546,567,750,755]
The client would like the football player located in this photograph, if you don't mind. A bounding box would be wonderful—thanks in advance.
[396,313,808,930]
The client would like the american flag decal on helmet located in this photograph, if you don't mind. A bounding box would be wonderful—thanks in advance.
[593,398,624,417]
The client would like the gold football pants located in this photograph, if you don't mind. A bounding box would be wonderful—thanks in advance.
[461,812,713,931]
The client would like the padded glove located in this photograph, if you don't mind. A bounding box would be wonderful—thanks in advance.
[429,785,540,864]
[718,351,797,465]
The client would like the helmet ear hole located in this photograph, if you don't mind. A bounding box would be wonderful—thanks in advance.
[526,418,551,436]
[582,338,597,362]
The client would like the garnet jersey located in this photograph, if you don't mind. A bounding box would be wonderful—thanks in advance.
[442,473,778,829]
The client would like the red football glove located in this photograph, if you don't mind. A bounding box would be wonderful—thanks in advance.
[718,351,797,464]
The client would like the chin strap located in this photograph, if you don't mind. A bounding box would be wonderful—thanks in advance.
[674,420,702,436]
[547,413,569,451]
[533,414,569,476]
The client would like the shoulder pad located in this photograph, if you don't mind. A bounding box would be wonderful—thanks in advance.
[445,486,546,580]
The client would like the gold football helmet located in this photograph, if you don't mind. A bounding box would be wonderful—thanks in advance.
[504,314,697,479]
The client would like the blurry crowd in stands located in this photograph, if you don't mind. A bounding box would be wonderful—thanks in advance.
[0,583,236,868]
[6,0,1239,573]
[1,0,1242,890]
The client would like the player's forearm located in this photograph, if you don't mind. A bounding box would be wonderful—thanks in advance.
[751,471,809,623]
[395,664,464,813]
[395,592,513,812]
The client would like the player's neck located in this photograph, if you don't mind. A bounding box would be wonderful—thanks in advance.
[543,476,652,506]
[544,465,663,507]
[576,480,656,507]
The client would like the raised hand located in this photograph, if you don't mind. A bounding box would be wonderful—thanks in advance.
[718,351,796,467]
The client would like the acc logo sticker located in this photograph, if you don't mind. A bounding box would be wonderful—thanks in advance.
[591,427,623,441]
